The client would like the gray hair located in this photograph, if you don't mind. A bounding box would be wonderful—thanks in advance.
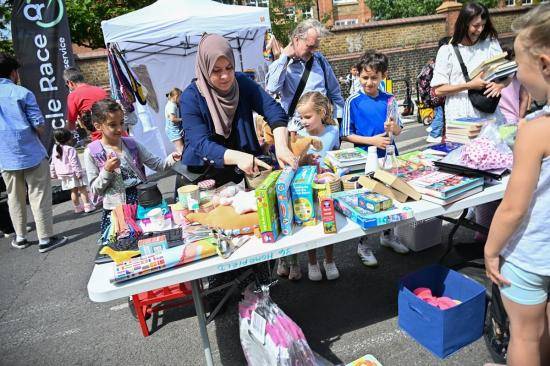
[291,19,329,40]
[63,67,85,83]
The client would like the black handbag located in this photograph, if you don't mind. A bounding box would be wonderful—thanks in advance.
[452,45,500,114]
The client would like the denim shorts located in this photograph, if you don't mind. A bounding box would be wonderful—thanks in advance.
[500,260,550,305]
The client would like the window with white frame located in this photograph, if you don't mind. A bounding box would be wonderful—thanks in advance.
[505,0,514,5]
[285,6,296,21]
[334,19,358,26]
[246,0,268,7]
[522,0,533,4]
[333,0,358,4]
[300,6,313,19]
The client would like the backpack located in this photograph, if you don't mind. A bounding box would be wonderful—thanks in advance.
[417,64,445,108]
[87,137,145,178]
[484,283,509,363]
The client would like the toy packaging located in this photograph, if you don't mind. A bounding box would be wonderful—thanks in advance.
[346,354,383,366]
[255,170,282,243]
[358,192,393,213]
[332,189,413,230]
[138,234,168,256]
[318,192,337,234]
[291,166,318,226]
[276,167,296,236]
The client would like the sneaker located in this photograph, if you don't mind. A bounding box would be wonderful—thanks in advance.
[357,240,378,267]
[288,264,302,281]
[308,262,322,281]
[11,238,30,249]
[323,260,340,280]
[38,236,68,253]
[380,231,410,254]
[277,258,289,277]
[426,126,433,133]
[426,135,442,144]
[74,204,84,214]
[84,203,96,213]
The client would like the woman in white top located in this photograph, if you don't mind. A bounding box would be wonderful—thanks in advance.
[431,2,511,122]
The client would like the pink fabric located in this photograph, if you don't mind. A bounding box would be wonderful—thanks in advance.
[413,287,459,310]
[49,145,84,178]
[498,77,521,124]
[460,137,513,170]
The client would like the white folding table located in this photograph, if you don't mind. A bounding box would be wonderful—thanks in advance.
[87,178,507,366]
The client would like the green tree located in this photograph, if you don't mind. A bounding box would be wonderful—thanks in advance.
[269,0,315,45]
[0,0,13,54]
[365,0,498,21]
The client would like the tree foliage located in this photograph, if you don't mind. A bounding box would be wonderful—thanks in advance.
[269,0,315,45]
[365,0,499,21]
[0,0,13,54]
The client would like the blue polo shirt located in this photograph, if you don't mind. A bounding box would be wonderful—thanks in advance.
[340,90,402,158]
[0,78,47,170]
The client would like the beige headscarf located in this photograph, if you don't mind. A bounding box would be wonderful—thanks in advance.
[195,34,239,139]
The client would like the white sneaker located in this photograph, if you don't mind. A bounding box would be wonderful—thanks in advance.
[426,126,433,133]
[426,135,442,144]
[308,262,323,281]
[288,264,302,281]
[357,240,378,267]
[323,260,340,280]
[277,258,289,277]
[380,231,410,254]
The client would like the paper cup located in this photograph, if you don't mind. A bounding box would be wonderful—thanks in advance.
[146,207,164,226]
[178,185,200,211]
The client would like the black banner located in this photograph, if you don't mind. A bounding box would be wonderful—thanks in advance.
[11,0,74,151]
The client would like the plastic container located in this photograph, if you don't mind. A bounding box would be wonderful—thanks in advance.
[395,218,442,252]
[364,146,379,175]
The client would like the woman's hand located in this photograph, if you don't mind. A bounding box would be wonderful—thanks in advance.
[237,153,271,176]
[467,73,488,91]
[371,133,391,149]
[275,145,298,169]
[484,251,510,287]
[484,81,506,98]
[104,156,120,173]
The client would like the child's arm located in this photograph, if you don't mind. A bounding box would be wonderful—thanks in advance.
[49,160,57,179]
[484,118,549,285]
[67,147,83,178]
[343,134,391,149]
[136,142,178,172]
[83,149,116,196]
[168,113,182,124]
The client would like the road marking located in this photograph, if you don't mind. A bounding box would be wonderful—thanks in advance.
[109,302,129,311]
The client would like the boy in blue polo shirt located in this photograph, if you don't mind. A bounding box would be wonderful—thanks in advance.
[341,51,410,267]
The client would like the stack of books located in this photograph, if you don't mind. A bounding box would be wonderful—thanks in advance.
[469,52,517,82]
[400,168,484,205]
[445,117,494,144]
[325,147,368,175]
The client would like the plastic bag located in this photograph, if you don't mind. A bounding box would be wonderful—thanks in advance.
[239,285,317,366]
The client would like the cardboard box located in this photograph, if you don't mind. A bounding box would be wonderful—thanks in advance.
[319,192,337,234]
[358,192,393,213]
[276,167,296,236]
[291,166,317,226]
[255,170,282,243]
[358,176,408,203]
[374,169,422,201]
[332,189,413,230]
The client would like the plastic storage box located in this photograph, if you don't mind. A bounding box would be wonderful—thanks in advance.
[395,218,442,252]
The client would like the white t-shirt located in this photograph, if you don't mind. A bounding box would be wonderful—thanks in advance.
[164,100,179,121]
[431,38,503,121]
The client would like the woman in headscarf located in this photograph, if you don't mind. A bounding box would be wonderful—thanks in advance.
[180,34,295,185]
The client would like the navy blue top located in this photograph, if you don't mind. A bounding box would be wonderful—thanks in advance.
[180,73,288,168]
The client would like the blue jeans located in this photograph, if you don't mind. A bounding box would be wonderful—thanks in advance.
[430,106,444,138]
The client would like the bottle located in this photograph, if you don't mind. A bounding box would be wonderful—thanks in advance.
[364,146,379,175]
[382,145,400,175]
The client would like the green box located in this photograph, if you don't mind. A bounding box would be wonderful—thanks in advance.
[255,170,282,243]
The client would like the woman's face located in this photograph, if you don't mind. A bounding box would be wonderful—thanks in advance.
[209,56,235,93]
[467,15,486,44]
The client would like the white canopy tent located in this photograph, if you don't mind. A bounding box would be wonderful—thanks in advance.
[101,0,271,158]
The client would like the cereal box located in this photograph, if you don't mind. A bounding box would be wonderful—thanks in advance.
[358,192,393,213]
[291,166,317,226]
[318,192,337,234]
[255,170,282,243]
[276,167,296,236]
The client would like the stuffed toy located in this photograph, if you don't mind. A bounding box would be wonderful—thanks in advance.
[257,117,322,162]
[186,205,259,235]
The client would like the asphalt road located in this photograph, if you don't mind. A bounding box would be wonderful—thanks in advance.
[0,121,498,366]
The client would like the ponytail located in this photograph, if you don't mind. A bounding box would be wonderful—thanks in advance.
[52,128,73,159]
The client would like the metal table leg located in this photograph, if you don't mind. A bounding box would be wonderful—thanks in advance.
[191,279,214,366]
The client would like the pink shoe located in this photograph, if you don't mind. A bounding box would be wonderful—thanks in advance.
[74,204,84,213]
[84,203,96,213]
